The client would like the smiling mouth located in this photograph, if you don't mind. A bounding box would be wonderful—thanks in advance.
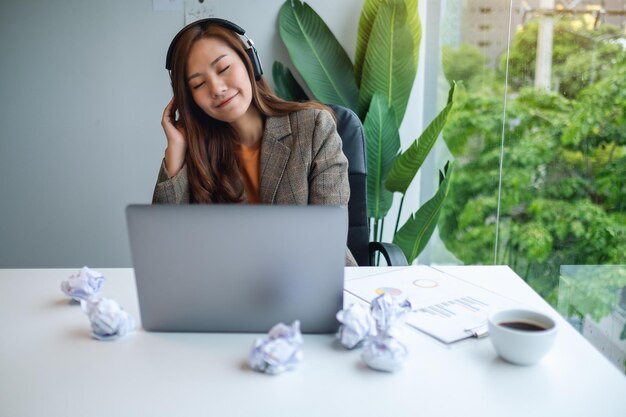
[217,93,238,108]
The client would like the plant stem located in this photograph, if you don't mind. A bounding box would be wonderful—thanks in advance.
[393,195,405,238]
[524,261,532,283]
[608,141,617,164]
[377,219,385,265]
[373,218,379,245]
[502,240,511,265]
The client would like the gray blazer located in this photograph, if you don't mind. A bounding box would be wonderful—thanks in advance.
[152,108,357,266]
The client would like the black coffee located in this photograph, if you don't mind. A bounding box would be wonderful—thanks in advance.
[499,321,546,331]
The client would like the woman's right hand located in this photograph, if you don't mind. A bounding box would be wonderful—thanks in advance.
[161,97,187,178]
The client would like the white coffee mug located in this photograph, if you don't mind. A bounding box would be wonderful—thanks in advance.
[488,308,558,366]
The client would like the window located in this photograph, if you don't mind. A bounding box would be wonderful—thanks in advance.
[435,0,626,372]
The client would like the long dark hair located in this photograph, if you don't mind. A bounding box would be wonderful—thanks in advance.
[169,23,329,203]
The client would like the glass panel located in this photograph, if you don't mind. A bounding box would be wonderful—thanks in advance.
[558,265,626,373]
[499,2,626,302]
[436,0,514,266]
[434,0,626,370]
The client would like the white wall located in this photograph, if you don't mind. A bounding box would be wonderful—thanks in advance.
[0,0,368,267]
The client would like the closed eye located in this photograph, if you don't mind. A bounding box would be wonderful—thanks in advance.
[219,65,230,74]
[192,82,205,90]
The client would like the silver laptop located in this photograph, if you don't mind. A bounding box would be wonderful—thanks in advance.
[126,204,347,334]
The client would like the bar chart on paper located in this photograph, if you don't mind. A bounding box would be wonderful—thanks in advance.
[344,267,521,343]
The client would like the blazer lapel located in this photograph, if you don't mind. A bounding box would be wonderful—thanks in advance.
[260,114,292,203]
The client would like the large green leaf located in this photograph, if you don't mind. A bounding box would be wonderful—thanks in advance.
[405,0,421,58]
[272,61,309,102]
[354,0,382,86]
[278,0,359,111]
[386,82,456,194]
[393,162,453,263]
[355,0,420,87]
[358,0,420,125]
[364,93,400,220]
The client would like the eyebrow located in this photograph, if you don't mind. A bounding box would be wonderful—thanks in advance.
[187,54,228,82]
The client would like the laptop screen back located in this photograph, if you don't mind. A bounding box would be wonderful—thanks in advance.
[126,204,347,333]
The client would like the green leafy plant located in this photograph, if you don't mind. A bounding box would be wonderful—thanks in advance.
[439,20,626,306]
[558,265,626,373]
[273,0,455,264]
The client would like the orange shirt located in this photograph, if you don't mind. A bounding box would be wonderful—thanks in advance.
[235,141,261,204]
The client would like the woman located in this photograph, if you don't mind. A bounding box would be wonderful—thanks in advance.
[152,19,356,266]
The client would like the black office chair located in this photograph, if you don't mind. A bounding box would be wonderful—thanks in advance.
[329,105,409,267]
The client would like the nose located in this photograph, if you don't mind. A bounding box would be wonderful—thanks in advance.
[207,76,227,98]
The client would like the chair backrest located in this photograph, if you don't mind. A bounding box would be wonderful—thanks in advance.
[329,105,370,266]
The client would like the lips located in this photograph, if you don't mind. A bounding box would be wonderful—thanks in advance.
[216,93,238,108]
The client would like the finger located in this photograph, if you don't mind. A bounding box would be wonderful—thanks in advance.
[169,99,181,123]
[163,98,177,123]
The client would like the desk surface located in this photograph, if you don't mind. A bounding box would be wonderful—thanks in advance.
[1,266,625,417]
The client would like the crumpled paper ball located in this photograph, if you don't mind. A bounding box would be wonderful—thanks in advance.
[370,293,412,335]
[60,266,105,301]
[360,293,412,372]
[81,298,135,341]
[337,293,412,372]
[336,303,376,349]
[248,320,303,375]
[361,335,409,372]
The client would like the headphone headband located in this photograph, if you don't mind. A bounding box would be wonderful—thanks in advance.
[165,18,263,80]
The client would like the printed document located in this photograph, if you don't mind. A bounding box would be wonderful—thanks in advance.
[344,266,521,344]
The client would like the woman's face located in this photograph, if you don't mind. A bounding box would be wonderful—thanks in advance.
[186,37,253,124]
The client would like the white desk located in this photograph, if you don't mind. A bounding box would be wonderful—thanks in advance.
[1,266,625,417]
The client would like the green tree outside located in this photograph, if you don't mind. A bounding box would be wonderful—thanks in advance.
[439,18,626,305]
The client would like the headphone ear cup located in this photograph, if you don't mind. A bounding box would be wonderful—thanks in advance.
[246,47,263,80]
